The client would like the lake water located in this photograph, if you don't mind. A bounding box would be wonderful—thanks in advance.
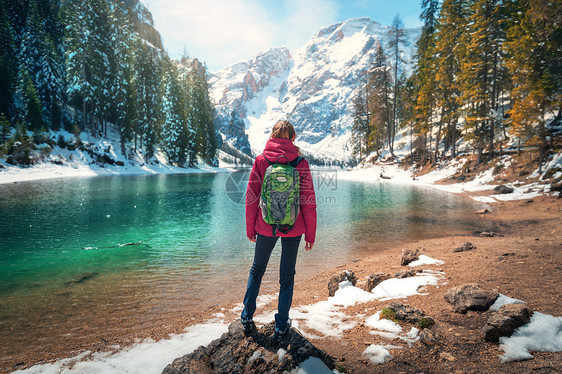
[0,171,489,366]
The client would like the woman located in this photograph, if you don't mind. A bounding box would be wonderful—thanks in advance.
[241,120,317,340]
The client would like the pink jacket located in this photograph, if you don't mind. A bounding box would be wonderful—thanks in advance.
[245,138,317,243]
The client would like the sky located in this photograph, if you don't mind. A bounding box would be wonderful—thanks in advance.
[139,0,423,72]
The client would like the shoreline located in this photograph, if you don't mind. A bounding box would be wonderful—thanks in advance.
[7,192,560,373]
[0,160,236,185]
[3,160,561,373]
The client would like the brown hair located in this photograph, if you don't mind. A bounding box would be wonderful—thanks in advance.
[270,120,301,154]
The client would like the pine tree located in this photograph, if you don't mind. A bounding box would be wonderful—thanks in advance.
[186,59,216,164]
[88,0,112,135]
[134,40,162,160]
[14,66,44,131]
[0,0,17,118]
[109,4,136,154]
[350,88,369,161]
[386,14,409,156]
[457,0,505,163]
[0,112,11,150]
[409,0,441,164]
[63,0,90,131]
[504,0,561,171]
[367,43,392,158]
[160,58,188,166]
[433,0,465,160]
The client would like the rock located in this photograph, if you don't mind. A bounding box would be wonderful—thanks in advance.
[453,242,476,253]
[328,270,357,297]
[385,302,435,328]
[116,161,125,166]
[439,352,456,361]
[483,304,532,342]
[363,273,389,292]
[161,320,334,374]
[494,185,514,194]
[474,208,490,214]
[400,248,420,266]
[478,231,502,237]
[444,284,499,313]
[65,272,100,285]
[0,164,5,169]
[419,329,437,345]
[550,182,562,192]
[394,269,419,279]
[498,252,515,261]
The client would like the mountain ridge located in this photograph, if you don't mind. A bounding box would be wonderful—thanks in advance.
[211,17,420,161]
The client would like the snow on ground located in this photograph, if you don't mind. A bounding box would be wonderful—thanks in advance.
[289,357,336,373]
[499,312,562,362]
[490,294,526,311]
[341,151,562,203]
[371,271,446,301]
[13,320,229,374]
[362,344,402,364]
[0,130,233,185]
[251,269,446,341]
[485,293,562,362]
[408,255,445,267]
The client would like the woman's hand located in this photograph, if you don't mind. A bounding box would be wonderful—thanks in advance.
[249,236,256,243]
[305,242,314,251]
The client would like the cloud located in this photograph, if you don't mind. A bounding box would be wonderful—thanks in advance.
[281,0,338,52]
[142,0,338,71]
[145,0,276,70]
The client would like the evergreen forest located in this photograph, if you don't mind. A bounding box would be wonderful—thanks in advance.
[351,0,561,169]
[0,0,217,166]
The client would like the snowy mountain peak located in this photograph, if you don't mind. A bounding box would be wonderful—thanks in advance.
[211,18,419,160]
[210,47,292,109]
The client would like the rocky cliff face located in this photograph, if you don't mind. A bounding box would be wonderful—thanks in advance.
[211,18,419,160]
[120,0,164,50]
[210,47,292,156]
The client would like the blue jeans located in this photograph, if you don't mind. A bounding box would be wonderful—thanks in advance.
[241,233,302,331]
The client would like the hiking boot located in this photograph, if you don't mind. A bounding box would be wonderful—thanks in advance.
[241,318,255,336]
[272,326,288,343]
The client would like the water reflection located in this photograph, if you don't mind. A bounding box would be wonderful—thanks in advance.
[0,172,491,363]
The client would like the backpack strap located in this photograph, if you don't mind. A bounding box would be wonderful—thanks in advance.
[289,156,304,168]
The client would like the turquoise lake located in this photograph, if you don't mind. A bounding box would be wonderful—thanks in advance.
[0,171,490,363]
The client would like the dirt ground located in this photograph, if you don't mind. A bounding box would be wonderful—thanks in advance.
[212,193,561,374]
[4,191,561,373]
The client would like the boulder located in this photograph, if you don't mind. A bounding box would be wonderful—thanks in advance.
[453,242,476,253]
[444,284,499,313]
[385,302,435,328]
[483,304,532,342]
[400,249,420,266]
[478,231,502,237]
[419,329,437,345]
[497,252,516,261]
[493,185,514,194]
[474,208,490,214]
[162,321,334,374]
[394,269,419,279]
[328,270,357,297]
[363,273,390,292]
[550,182,562,192]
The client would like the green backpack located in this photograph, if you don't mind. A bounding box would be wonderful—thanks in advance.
[260,154,304,235]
